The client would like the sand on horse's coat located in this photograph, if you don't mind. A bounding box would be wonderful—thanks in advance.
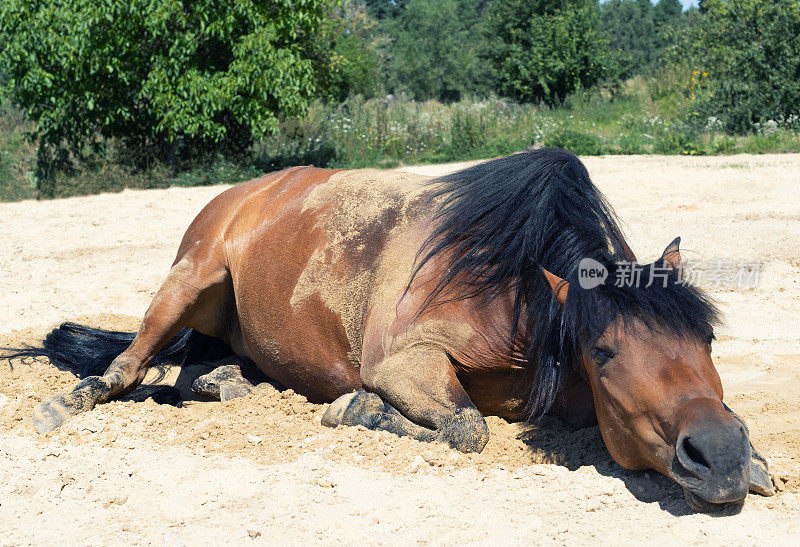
[290,169,431,366]
[1,155,800,543]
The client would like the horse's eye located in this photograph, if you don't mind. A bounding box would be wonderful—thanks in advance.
[590,347,615,367]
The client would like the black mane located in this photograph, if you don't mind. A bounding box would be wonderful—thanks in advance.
[410,148,719,418]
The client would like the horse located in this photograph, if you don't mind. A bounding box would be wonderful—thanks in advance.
[5,148,774,511]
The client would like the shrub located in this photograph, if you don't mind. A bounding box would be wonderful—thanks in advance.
[448,107,486,156]
[485,0,608,105]
[0,101,36,201]
[545,129,604,155]
[0,0,332,195]
[654,125,705,155]
[383,0,490,101]
[617,133,647,155]
[687,0,800,133]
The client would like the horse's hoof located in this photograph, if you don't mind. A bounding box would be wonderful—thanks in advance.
[219,381,253,401]
[192,364,254,400]
[321,391,359,427]
[31,384,101,434]
[32,398,72,434]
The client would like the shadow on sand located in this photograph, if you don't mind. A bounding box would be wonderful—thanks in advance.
[514,418,745,517]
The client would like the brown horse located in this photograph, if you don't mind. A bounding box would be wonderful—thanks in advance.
[7,149,774,511]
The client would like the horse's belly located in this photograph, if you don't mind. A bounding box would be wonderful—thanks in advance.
[216,170,361,400]
[232,215,362,402]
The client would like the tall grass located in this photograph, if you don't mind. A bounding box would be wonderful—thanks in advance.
[0,101,261,201]
[252,96,540,170]
[255,64,800,166]
[0,102,37,201]
[3,64,800,202]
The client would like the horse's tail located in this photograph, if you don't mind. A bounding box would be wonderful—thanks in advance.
[1,322,232,378]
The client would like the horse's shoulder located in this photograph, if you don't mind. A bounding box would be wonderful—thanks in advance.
[364,280,519,373]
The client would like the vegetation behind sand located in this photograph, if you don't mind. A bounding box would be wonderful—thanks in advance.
[2,0,800,200]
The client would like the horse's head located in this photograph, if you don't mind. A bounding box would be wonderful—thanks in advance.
[541,238,772,511]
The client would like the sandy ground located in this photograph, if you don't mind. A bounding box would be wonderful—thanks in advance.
[1,154,800,545]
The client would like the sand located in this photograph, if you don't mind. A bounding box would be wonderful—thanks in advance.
[1,155,800,544]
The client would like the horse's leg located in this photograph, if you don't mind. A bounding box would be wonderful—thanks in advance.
[32,254,229,433]
[322,346,490,453]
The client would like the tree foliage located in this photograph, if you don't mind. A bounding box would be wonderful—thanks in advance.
[654,0,683,26]
[314,2,385,101]
[0,0,331,170]
[364,0,407,20]
[688,0,800,133]
[3,0,799,197]
[601,0,688,81]
[382,0,490,101]
[485,0,608,105]
[601,0,656,80]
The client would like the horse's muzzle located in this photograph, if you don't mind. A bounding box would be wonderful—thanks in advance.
[668,398,751,511]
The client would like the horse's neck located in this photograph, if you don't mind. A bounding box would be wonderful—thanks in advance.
[417,288,524,372]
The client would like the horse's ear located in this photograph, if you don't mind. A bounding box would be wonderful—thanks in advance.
[540,267,569,305]
[661,237,682,271]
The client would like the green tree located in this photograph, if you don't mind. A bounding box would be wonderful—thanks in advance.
[0,0,331,185]
[652,0,688,55]
[688,0,800,133]
[383,0,490,101]
[315,1,386,101]
[601,0,657,80]
[486,0,608,104]
[364,0,408,20]
[653,0,683,26]
[602,0,697,80]
[658,4,702,65]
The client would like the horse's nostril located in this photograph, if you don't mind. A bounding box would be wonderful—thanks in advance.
[681,436,711,470]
